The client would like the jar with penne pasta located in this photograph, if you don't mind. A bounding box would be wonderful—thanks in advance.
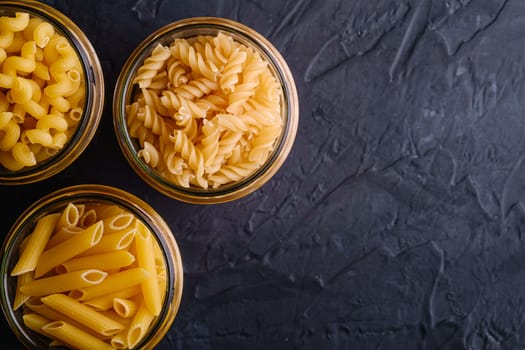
[0,1,104,184]
[0,184,184,349]
[113,17,299,204]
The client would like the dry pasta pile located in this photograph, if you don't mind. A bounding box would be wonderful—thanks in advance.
[127,32,283,189]
[0,12,85,171]
[10,202,167,350]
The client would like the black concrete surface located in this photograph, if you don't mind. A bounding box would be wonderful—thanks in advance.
[2,0,525,349]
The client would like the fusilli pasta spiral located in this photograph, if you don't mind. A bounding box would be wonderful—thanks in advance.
[125,32,283,189]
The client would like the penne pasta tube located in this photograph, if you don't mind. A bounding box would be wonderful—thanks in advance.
[10,213,61,276]
[78,208,97,228]
[110,329,128,349]
[82,285,142,311]
[100,309,132,327]
[56,250,135,274]
[25,297,61,318]
[77,226,136,257]
[41,321,114,350]
[41,294,125,337]
[75,203,86,218]
[49,340,69,348]
[20,269,107,296]
[25,314,70,349]
[57,202,81,229]
[46,225,84,249]
[34,221,103,278]
[91,204,125,220]
[13,270,33,310]
[18,233,30,253]
[23,313,51,336]
[24,313,66,347]
[101,212,135,233]
[25,298,107,339]
[153,237,166,268]
[127,301,155,348]
[158,269,167,304]
[135,221,161,316]
[113,297,138,318]
[71,267,149,301]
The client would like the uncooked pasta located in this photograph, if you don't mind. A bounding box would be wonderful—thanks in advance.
[127,32,283,189]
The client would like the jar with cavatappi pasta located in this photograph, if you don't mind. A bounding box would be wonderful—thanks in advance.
[113,17,299,204]
[0,184,184,349]
[0,1,104,184]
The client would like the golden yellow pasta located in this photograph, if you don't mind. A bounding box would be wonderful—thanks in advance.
[111,330,129,349]
[56,250,135,274]
[21,128,51,147]
[134,221,161,316]
[57,202,81,229]
[126,32,283,189]
[100,212,135,233]
[2,55,35,76]
[45,225,83,248]
[11,141,36,166]
[77,226,136,256]
[41,321,115,350]
[10,212,60,276]
[113,297,138,318]
[31,21,55,48]
[10,201,170,349]
[36,113,69,133]
[92,204,125,219]
[0,11,86,172]
[34,220,104,278]
[22,313,51,337]
[0,119,19,151]
[126,300,155,348]
[44,69,81,98]
[20,269,107,296]
[9,76,33,104]
[72,267,149,301]
[13,271,33,310]
[20,98,46,119]
[24,297,106,338]
[82,285,141,311]
[126,303,155,348]
[78,207,97,228]
[41,293,125,336]
[0,12,29,33]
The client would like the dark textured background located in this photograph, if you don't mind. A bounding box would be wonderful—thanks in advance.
[2,0,525,349]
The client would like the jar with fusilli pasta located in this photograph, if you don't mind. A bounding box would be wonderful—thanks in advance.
[113,17,299,204]
[0,0,104,184]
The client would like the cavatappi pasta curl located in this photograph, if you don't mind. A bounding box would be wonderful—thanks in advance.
[0,12,86,172]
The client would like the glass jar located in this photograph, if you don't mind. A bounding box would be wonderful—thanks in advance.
[0,184,184,349]
[0,0,104,184]
[113,17,299,204]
